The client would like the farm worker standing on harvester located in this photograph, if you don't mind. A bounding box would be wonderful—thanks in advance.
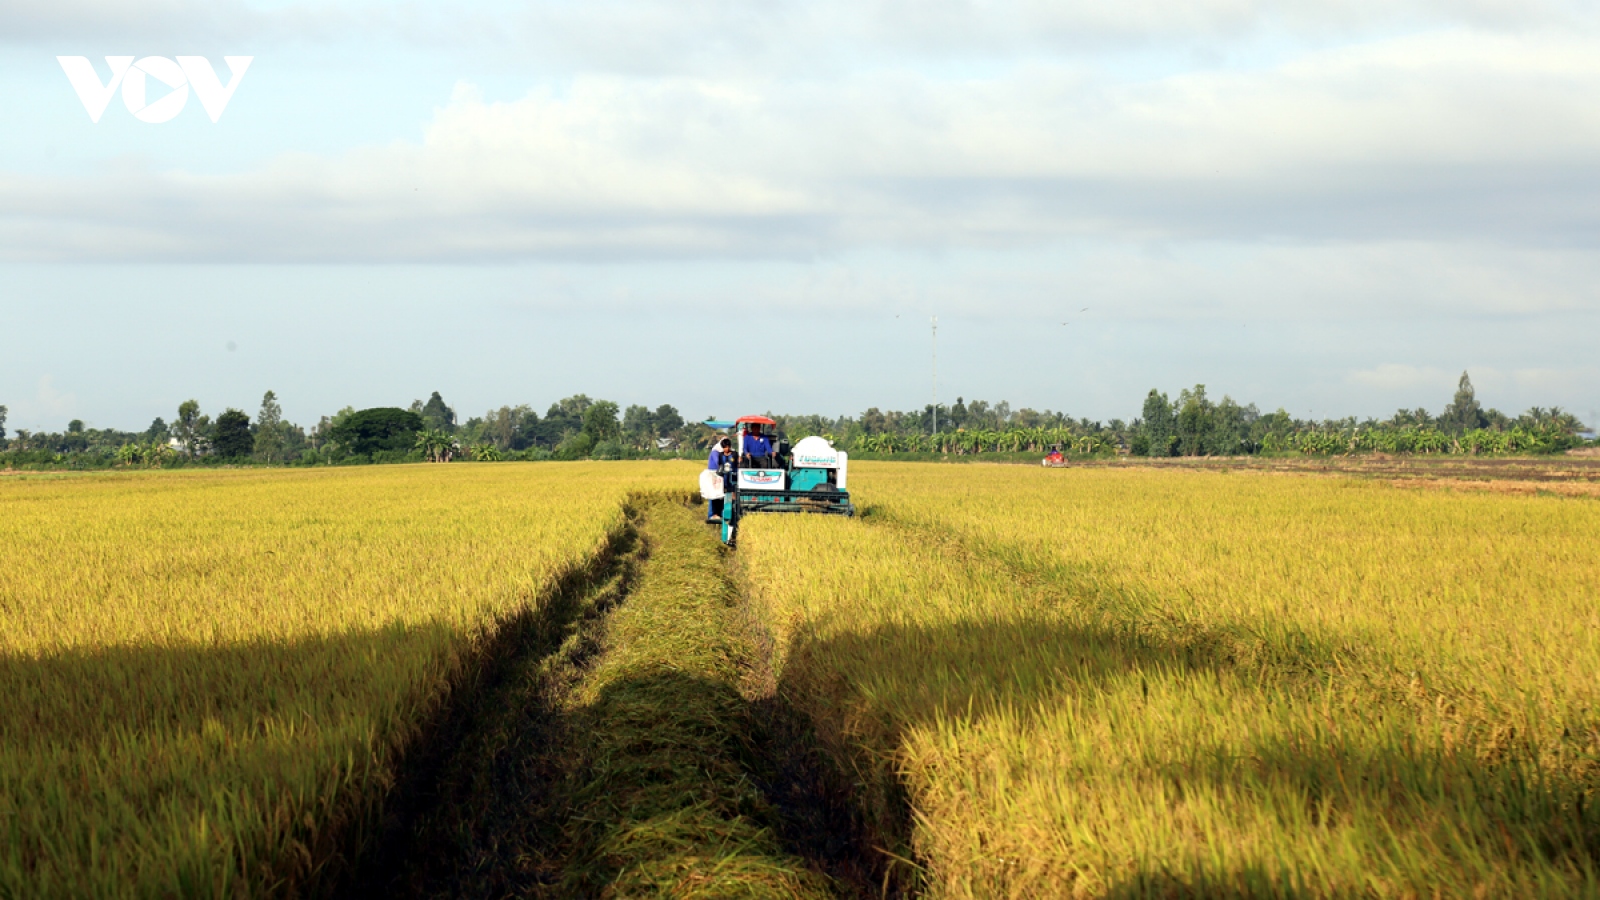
[704,437,733,523]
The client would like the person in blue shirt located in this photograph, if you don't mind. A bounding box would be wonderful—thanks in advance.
[708,437,732,471]
[742,427,773,467]
[705,437,732,522]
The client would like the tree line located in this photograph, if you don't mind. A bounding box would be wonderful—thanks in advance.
[802,373,1588,457]
[0,392,692,468]
[0,372,1591,469]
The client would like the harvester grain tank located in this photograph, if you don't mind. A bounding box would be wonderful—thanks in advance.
[701,415,854,546]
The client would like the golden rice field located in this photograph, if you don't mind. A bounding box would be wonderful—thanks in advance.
[740,462,1600,897]
[6,459,1599,898]
[0,463,689,896]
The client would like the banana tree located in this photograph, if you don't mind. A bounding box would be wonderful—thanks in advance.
[146,442,176,468]
[415,429,457,463]
[1413,430,1447,454]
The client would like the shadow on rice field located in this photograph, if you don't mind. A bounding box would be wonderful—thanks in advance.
[773,609,1600,896]
[1,626,456,896]
[745,465,1600,895]
[12,463,1599,897]
[3,488,887,898]
[2,505,649,898]
[356,498,884,899]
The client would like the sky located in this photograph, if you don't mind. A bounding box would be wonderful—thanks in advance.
[2,0,1598,432]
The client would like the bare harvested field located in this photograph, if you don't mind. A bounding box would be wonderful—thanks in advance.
[1071,452,1600,481]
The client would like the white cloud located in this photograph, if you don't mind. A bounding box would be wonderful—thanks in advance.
[0,0,358,46]
[1344,363,1600,416]
[1347,363,1455,390]
[7,375,78,428]
[725,240,1600,321]
[1467,365,1600,400]
[7,2,1600,430]
[9,0,1597,66]
[8,27,1600,267]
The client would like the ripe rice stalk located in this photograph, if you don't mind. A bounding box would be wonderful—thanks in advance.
[0,461,694,897]
[740,462,1600,898]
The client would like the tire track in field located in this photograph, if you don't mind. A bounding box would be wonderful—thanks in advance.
[346,497,876,898]
[339,503,649,897]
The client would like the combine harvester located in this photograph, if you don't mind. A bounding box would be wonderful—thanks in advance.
[699,415,855,547]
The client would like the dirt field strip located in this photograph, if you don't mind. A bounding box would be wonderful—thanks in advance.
[1059,453,1600,483]
[1386,477,1600,498]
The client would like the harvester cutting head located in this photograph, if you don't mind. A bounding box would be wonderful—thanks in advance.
[701,416,855,547]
